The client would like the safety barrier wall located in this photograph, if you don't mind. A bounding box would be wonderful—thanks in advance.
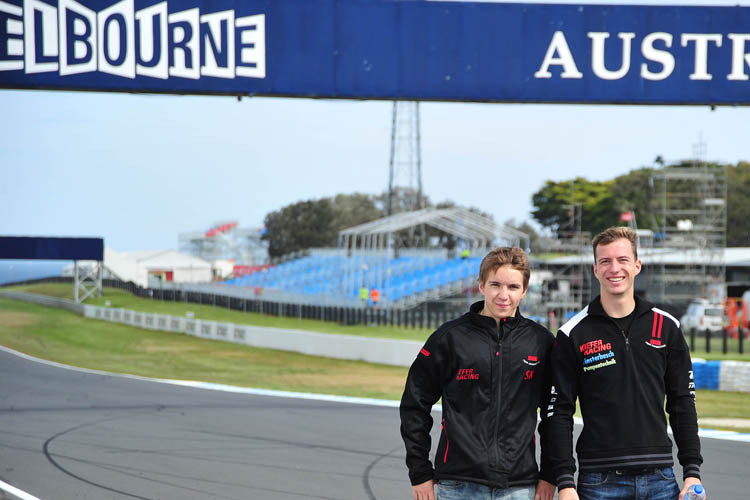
[0,291,84,314]
[692,359,750,392]
[2,291,748,389]
[78,303,423,367]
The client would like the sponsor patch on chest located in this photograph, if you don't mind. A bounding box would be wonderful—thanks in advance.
[456,368,480,381]
[581,339,617,372]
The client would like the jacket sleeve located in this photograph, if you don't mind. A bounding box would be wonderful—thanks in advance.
[665,322,703,480]
[399,331,449,486]
[542,329,579,491]
[536,331,557,485]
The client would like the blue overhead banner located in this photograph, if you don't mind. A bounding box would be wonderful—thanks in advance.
[0,237,104,260]
[1,0,749,104]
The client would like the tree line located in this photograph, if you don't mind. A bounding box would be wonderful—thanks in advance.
[261,188,492,258]
[530,161,749,247]
[261,161,750,257]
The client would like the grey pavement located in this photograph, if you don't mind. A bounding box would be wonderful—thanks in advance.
[0,349,747,499]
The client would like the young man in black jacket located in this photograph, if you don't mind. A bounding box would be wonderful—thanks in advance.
[400,247,556,500]
[545,227,704,500]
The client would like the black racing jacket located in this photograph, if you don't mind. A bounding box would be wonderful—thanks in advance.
[544,296,703,491]
[400,301,555,489]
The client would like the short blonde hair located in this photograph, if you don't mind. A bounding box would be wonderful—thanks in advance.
[478,247,530,289]
[592,226,638,260]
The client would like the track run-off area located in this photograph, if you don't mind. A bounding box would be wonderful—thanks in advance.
[0,347,748,500]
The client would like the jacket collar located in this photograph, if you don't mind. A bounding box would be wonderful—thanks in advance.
[588,294,654,318]
[468,300,523,330]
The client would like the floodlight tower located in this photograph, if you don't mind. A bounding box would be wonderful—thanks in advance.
[387,101,424,216]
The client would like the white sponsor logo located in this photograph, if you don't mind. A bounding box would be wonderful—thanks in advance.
[0,0,265,79]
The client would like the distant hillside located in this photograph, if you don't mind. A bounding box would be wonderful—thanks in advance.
[0,260,66,285]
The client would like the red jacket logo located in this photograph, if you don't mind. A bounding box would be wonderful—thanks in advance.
[523,355,540,366]
[456,368,480,381]
[580,339,612,356]
[646,312,667,349]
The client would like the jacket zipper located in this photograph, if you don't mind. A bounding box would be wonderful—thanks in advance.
[492,322,504,469]
[610,317,630,352]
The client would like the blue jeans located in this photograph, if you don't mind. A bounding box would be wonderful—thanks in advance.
[436,480,535,500]
[577,467,681,500]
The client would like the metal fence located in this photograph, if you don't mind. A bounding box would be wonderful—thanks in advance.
[1,276,466,330]
[688,329,748,355]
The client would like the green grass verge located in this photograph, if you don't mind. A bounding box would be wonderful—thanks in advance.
[5,283,433,342]
[1,294,749,433]
[10,283,750,361]
[0,298,409,400]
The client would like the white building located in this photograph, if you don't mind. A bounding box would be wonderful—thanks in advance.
[65,248,212,288]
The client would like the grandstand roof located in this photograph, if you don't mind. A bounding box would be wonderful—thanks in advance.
[338,207,528,249]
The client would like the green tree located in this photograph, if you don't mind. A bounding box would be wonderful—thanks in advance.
[262,198,338,257]
[728,162,750,247]
[531,177,618,236]
[611,167,659,231]
[330,193,383,231]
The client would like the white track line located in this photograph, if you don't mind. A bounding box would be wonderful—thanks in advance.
[1,345,749,443]
[0,479,41,500]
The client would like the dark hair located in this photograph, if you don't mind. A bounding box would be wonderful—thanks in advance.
[592,226,638,260]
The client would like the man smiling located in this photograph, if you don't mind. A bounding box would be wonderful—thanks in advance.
[545,227,704,500]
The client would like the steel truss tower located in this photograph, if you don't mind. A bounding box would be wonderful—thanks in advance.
[387,101,423,216]
[650,141,728,304]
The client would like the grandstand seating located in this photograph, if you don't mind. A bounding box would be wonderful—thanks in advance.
[225,253,482,306]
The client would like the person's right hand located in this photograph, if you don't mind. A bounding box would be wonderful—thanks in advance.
[558,488,580,500]
[412,479,435,500]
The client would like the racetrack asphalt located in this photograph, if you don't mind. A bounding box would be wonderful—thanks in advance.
[0,348,747,500]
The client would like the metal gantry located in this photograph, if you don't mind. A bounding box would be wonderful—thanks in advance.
[74,260,102,303]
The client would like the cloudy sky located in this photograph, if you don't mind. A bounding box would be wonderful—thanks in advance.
[2,0,749,252]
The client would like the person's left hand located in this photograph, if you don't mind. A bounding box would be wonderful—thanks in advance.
[679,477,704,500]
[534,479,556,500]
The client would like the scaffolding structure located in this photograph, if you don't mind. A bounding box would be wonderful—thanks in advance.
[178,221,268,265]
[649,146,728,305]
[534,202,592,320]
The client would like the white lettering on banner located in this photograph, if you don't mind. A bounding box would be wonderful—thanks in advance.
[0,1,24,71]
[135,2,167,79]
[168,7,199,79]
[98,0,135,78]
[641,32,674,81]
[200,9,234,79]
[727,34,750,81]
[681,33,722,80]
[589,32,635,80]
[58,0,97,76]
[235,14,265,79]
[24,0,58,74]
[533,31,583,79]
[535,30,750,82]
[0,1,266,80]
